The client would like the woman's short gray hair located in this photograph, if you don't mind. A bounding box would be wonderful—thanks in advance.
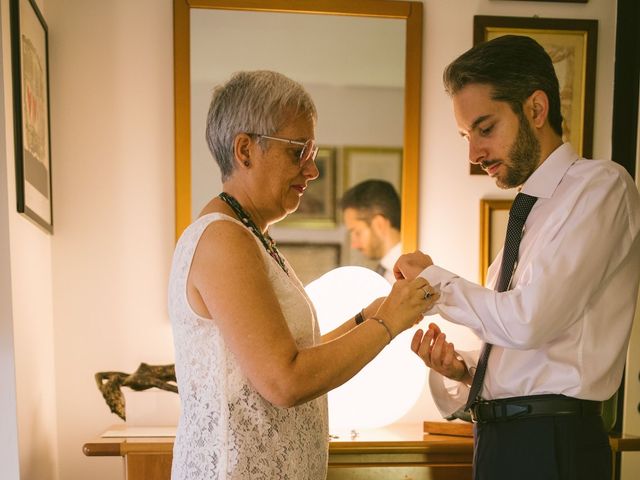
[206,70,317,181]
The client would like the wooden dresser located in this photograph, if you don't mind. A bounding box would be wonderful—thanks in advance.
[83,424,474,480]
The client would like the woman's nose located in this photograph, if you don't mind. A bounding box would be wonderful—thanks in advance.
[303,159,320,180]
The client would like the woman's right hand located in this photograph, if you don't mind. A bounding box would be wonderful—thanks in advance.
[373,278,439,339]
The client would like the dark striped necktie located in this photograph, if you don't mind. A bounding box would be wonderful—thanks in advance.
[465,192,538,410]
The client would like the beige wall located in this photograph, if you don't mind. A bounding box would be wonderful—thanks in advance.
[1,1,634,479]
[1,0,59,478]
[0,2,20,476]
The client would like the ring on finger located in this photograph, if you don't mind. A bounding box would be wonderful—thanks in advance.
[422,287,432,300]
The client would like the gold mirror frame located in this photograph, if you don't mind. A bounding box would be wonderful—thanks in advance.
[174,0,422,253]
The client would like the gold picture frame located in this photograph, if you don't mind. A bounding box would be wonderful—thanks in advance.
[471,15,598,175]
[479,199,512,285]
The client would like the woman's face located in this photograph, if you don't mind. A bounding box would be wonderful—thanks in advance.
[255,113,320,222]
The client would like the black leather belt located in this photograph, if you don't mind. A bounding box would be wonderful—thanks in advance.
[469,394,603,424]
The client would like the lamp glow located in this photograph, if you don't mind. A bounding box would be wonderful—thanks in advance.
[306,266,425,433]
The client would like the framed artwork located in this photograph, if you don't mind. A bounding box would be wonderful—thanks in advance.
[500,1,587,3]
[470,15,598,175]
[280,147,336,227]
[277,242,341,286]
[343,146,403,194]
[498,1,587,3]
[10,0,53,232]
[479,199,512,285]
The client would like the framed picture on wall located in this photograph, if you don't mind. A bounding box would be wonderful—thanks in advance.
[277,242,341,286]
[498,1,587,3]
[280,147,336,227]
[479,199,512,285]
[470,15,598,175]
[343,146,403,194]
[10,0,53,232]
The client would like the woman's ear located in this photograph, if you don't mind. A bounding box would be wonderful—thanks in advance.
[234,133,253,168]
[527,90,550,128]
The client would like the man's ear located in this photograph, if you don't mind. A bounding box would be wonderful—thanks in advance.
[233,133,253,168]
[370,213,390,233]
[527,90,550,128]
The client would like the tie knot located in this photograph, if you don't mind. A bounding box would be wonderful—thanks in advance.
[510,193,537,222]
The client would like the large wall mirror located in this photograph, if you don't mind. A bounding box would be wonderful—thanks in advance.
[174,0,422,283]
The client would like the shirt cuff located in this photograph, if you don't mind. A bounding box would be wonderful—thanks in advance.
[418,265,458,315]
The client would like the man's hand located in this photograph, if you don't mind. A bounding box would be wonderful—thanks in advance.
[411,323,471,385]
[394,250,434,281]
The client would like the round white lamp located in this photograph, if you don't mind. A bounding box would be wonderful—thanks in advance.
[306,266,425,434]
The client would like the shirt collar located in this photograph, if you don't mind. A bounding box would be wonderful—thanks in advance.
[519,142,579,199]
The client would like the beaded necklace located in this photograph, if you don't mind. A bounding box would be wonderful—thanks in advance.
[218,192,289,275]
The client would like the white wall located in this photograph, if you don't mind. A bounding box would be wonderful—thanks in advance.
[1,0,59,478]
[0,1,630,479]
[44,1,175,478]
[0,2,20,477]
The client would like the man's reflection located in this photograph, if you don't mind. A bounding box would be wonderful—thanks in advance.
[340,179,401,283]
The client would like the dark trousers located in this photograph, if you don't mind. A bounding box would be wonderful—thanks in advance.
[473,415,611,480]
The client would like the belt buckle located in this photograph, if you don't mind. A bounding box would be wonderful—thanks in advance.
[469,400,489,423]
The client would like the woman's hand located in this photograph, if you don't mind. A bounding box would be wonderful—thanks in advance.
[393,251,434,281]
[374,278,439,338]
[411,323,470,384]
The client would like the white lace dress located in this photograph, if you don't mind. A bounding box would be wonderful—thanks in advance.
[168,213,328,480]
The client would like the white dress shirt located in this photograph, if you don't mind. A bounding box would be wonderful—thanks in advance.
[380,242,402,284]
[422,143,640,417]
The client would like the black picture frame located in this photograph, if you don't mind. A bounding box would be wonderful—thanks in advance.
[10,0,53,232]
[502,0,587,3]
[470,15,598,175]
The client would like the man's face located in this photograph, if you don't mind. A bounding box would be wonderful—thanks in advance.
[343,208,385,260]
[453,83,541,189]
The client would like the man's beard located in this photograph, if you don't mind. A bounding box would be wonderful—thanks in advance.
[367,229,385,260]
[496,114,541,189]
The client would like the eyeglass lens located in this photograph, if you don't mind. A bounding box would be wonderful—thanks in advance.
[301,140,318,166]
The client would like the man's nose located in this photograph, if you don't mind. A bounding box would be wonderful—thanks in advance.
[468,140,486,165]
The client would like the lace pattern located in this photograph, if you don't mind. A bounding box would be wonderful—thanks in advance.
[169,213,328,479]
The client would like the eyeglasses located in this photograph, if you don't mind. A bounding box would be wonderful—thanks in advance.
[249,133,318,167]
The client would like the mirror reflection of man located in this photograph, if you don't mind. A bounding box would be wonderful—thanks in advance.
[340,180,401,284]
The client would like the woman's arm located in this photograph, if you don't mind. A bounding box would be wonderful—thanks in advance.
[189,221,433,407]
[320,297,385,343]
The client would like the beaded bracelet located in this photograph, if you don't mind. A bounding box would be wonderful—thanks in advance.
[370,316,393,343]
[354,308,366,325]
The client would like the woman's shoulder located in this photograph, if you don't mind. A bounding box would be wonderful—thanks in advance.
[180,212,248,242]
[192,212,264,267]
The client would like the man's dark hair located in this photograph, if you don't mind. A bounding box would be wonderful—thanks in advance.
[340,179,401,230]
[443,35,563,137]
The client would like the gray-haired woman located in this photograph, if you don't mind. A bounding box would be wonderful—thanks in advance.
[168,70,437,479]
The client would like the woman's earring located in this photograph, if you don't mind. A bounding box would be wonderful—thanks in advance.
[243,160,250,167]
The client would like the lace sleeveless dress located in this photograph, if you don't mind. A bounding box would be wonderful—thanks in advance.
[168,213,328,480]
